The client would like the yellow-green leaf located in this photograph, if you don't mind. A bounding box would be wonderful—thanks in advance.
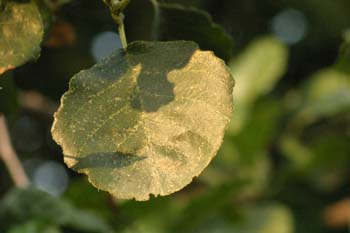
[0,1,44,74]
[52,41,234,201]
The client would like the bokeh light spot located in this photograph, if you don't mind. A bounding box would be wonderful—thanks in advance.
[271,8,308,45]
[33,161,69,196]
[91,31,122,62]
[12,116,43,153]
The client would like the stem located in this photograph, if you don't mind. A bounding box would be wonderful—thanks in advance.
[103,0,130,50]
[117,14,128,50]
[150,0,160,40]
[0,114,30,188]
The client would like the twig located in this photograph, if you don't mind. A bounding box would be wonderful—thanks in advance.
[116,14,128,50]
[19,91,59,116]
[0,114,30,188]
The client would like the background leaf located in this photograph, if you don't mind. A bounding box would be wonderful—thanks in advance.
[230,204,294,233]
[0,0,44,74]
[124,0,233,61]
[227,36,288,133]
[153,2,234,62]
[279,37,350,192]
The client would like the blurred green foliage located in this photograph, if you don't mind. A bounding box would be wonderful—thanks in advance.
[0,0,349,232]
[0,188,113,233]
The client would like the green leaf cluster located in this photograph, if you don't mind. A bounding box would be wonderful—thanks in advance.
[0,188,113,233]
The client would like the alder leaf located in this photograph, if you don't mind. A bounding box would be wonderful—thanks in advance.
[0,0,44,75]
[52,41,234,201]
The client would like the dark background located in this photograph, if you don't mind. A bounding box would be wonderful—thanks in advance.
[0,0,349,232]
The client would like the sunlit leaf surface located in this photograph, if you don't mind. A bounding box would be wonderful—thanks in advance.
[52,41,234,200]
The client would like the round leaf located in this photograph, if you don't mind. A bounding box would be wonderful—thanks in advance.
[52,41,234,200]
[0,1,44,74]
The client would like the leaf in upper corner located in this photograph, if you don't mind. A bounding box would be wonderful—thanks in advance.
[153,2,234,62]
[52,41,234,201]
[0,0,44,75]
[0,188,113,233]
[227,36,288,134]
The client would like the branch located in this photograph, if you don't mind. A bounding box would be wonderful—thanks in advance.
[0,114,30,188]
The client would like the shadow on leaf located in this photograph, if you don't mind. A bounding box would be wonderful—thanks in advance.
[66,152,146,170]
[126,41,197,112]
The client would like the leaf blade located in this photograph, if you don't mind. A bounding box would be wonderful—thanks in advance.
[52,41,234,201]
